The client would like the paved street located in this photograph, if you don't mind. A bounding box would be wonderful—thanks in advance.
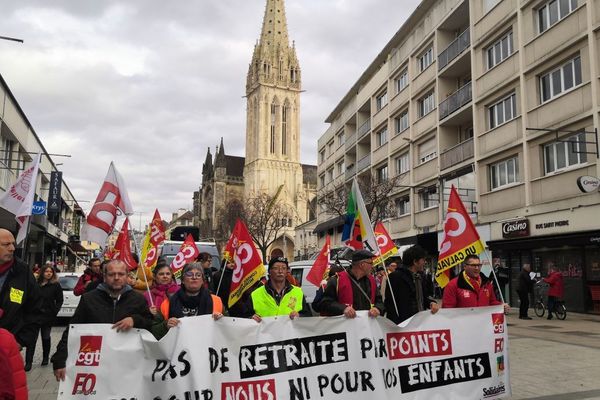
[24,312,600,399]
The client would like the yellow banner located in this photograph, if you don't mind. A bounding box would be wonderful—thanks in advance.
[228,264,265,308]
[435,240,484,288]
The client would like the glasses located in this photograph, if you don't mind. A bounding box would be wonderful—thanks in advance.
[466,263,482,268]
[184,272,204,279]
[270,266,288,272]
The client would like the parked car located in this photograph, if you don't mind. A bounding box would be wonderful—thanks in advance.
[159,240,221,271]
[56,272,83,319]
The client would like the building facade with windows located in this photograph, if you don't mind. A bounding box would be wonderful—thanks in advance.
[315,0,600,313]
[0,74,85,269]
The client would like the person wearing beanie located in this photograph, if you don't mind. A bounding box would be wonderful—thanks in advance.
[150,262,223,339]
[320,249,384,318]
[248,257,310,322]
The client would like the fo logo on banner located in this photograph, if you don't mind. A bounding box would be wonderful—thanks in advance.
[76,336,103,366]
[491,313,505,334]
[72,373,97,395]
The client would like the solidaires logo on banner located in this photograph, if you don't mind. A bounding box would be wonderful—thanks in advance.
[58,306,511,400]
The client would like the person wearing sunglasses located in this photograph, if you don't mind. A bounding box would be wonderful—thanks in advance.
[248,257,310,322]
[151,263,223,339]
[442,254,510,313]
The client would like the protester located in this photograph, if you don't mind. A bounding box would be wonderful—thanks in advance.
[442,254,510,312]
[517,264,534,319]
[379,256,399,302]
[151,263,223,340]
[0,328,27,399]
[144,261,179,315]
[25,265,63,371]
[198,252,215,290]
[543,266,564,320]
[73,257,103,296]
[320,249,384,318]
[0,228,42,349]
[311,264,345,315]
[52,260,154,381]
[384,245,439,324]
[248,257,310,322]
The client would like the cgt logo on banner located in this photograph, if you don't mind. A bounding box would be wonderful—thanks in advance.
[59,306,511,400]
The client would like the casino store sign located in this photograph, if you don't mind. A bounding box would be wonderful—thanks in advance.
[501,219,530,239]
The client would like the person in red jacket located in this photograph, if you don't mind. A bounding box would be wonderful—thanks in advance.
[73,258,103,296]
[0,328,28,400]
[543,266,564,320]
[442,254,510,313]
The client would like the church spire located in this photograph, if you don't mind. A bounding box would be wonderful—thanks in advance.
[215,137,226,168]
[246,0,301,95]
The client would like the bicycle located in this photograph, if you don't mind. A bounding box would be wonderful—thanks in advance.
[533,280,567,320]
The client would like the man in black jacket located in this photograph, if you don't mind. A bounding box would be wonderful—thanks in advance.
[0,228,41,347]
[51,259,153,381]
[517,263,534,319]
[384,245,439,324]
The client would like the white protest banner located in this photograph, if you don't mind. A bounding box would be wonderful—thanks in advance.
[58,306,510,400]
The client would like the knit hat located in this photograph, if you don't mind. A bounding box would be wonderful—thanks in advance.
[268,256,288,270]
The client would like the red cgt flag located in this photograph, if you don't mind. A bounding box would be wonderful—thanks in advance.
[223,219,265,308]
[306,235,330,287]
[373,221,398,266]
[435,185,485,288]
[112,218,138,271]
[170,234,200,280]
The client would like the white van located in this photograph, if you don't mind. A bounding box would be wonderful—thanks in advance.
[159,240,221,271]
[288,259,350,305]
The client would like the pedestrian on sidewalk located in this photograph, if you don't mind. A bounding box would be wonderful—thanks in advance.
[24,265,63,371]
[72,257,103,296]
[543,266,564,320]
[517,264,534,319]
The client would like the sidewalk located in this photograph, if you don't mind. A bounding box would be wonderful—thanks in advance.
[25,312,600,399]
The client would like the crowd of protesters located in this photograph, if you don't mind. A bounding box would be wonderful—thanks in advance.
[2,224,570,396]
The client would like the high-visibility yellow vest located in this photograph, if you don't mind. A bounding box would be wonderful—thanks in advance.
[251,285,304,317]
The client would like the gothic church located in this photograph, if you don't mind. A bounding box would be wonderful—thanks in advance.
[195,0,317,260]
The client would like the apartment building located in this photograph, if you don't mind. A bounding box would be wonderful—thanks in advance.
[0,73,86,268]
[316,0,600,313]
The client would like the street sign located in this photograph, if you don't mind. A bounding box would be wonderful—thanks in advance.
[32,201,46,215]
[577,175,600,193]
[48,171,62,213]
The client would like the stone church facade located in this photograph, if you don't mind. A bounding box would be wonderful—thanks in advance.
[195,0,316,260]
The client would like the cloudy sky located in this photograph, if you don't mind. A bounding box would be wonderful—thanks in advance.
[0,0,420,228]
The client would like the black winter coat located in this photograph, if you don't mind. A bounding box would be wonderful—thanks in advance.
[0,258,42,346]
[517,269,534,294]
[385,267,432,324]
[36,281,63,325]
[51,284,153,369]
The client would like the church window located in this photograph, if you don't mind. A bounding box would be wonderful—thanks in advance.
[271,104,276,153]
[282,106,288,155]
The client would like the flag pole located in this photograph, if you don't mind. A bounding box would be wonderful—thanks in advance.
[483,248,505,304]
[374,220,399,319]
[215,258,227,298]
[135,223,154,307]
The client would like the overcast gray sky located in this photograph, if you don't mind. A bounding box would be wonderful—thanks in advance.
[0,0,420,229]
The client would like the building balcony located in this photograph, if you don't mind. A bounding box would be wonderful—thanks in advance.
[439,81,472,121]
[438,29,470,71]
[345,164,356,180]
[357,120,371,140]
[345,132,356,150]
[356,154,371,173]
[440,138,474,170]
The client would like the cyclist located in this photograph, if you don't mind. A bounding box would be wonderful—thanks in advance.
[543,266,564,320]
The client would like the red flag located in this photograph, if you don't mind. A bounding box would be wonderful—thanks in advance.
[373,221,398,266]
[170,234,200,280]
[141,209,166,270]
[112,218,138,271]
[307,236,330,287]
[223,219,265,308]
[436,185,485,288]
[81,162,133,247]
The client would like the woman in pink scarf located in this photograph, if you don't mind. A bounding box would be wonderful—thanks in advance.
[144,262,179,315]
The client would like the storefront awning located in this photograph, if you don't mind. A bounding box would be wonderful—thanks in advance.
[67,242,89,256]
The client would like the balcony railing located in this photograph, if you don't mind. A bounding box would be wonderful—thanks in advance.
[345,164,356,180]
[440,138,474,170]
[357,154,371,172]
[357,120,371,139]
[345,132,357,149]
[438,29,470,71]
[439,81,472,120]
